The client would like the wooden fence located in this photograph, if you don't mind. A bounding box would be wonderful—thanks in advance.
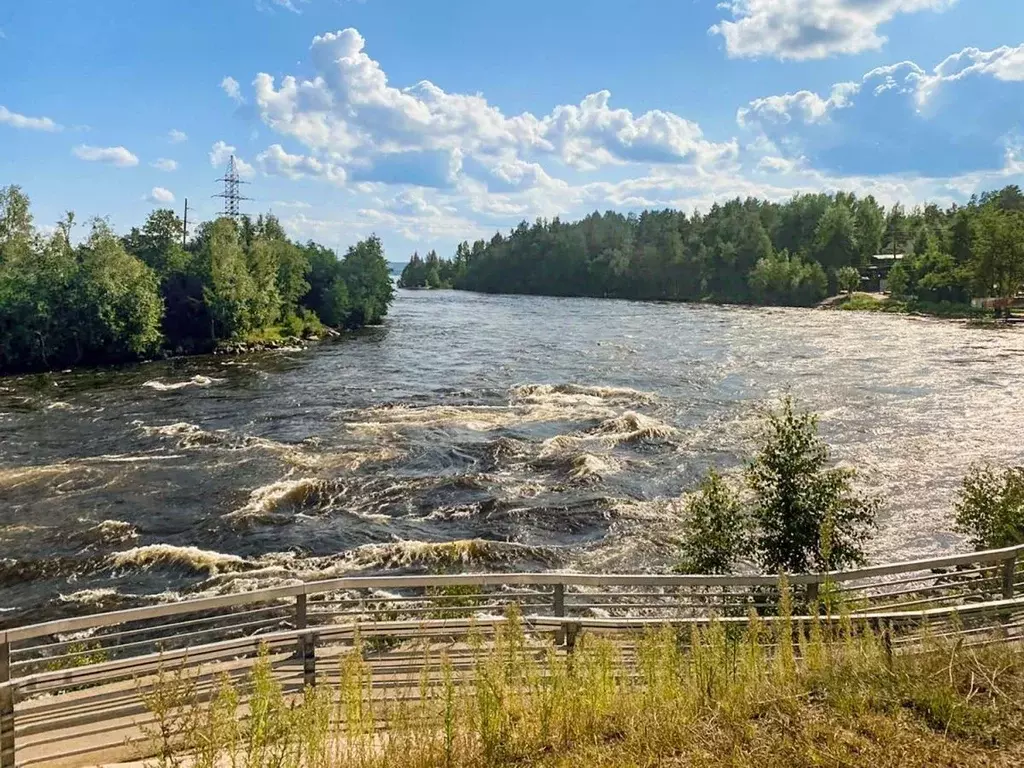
[1,543,1022,767]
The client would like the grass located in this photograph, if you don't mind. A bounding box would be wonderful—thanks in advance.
[139,603,1024,768]
[834,292,994,319]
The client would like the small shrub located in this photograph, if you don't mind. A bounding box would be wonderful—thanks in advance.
[676,469,751,574]
[954,464,1024,549]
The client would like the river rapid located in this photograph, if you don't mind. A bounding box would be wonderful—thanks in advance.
[2,289,1023,625]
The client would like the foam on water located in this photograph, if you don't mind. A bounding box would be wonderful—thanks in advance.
[108,545,247,575]
[142,375,224,391]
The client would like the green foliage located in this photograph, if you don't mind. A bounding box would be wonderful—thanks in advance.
[886,260,910,298]
[0,194,394,372]
[428,186,1024,312]
[0,209,163,371]
[747,398,878,573]
[836,265,861,296]
[677,470,750,574]
[954,465,1024,549]
[140,615,1024,768]
[748,250,828,306]
[197,217,255,339]
[972,206,1024,310]
[813,202,860,274]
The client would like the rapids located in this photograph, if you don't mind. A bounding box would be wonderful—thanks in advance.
[2,289,1023,625]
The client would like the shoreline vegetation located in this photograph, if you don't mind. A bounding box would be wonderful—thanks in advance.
[399,185,1024,323]
[141,606,1024,768]
[0,185,394,375]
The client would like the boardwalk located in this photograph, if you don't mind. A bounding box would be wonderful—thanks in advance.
[2,544,1022,767]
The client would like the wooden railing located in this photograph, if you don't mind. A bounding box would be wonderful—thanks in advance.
[1,543,1022,767]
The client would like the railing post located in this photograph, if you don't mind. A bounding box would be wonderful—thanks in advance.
[564,621,580,655]
[552,583,566,645]
[1,634,14,768]
[301,632,317,689]
[295,593,308,629]
[806,581,820,614]
[1001,554,1016,600]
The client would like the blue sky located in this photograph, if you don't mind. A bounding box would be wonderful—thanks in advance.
[2,0,1024,260]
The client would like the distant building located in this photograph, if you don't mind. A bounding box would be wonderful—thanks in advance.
[863,253,905,293]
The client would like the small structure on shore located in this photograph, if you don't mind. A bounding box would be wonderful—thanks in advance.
[862,253,904,293]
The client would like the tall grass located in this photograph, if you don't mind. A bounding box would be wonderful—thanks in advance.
[141,605,1024,767]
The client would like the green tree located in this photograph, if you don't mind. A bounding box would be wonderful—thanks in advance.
[339,235,395,327]
[244,235,283,331]
[75,220,164,358]
[854,196,884,264]
[677,470,751,574]
[954,465,1024,550]
[747,398,878,574]
[836,266,860,296]
[813,203,860,274]
[972,207,1024,311]
[886,261,910,297]
[197,218,254,339]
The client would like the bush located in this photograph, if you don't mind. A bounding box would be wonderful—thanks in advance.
[954,465,1024,549]
[747,398,878,573]
[677,470,750,574]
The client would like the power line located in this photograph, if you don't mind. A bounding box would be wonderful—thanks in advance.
[213,155,251,218]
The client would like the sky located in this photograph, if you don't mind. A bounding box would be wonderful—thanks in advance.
[2,0,1024,260]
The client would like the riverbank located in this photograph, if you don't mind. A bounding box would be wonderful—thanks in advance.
[824,292,1000,321]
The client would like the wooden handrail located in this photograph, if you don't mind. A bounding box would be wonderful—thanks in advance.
[5,544,1023,644]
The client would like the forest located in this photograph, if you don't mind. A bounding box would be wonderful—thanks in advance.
[0,185,394,373]
[401,186,1024,313]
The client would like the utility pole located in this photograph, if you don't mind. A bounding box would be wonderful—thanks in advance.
[182,198,189,248]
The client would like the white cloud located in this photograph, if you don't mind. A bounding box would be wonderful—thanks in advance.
[272,200,312,209]
[221,76,244,104]
[168,129,188,143]
[256,0,304,13]
[916,44,1024,103]
[151,158,178,172]
[243,27,736,190]
[738,82,859,128]
[209,140,255,178]
[737,44,1024,177]
[72,144,139,167]
[711,0,957,61]
[257,143,346,184]
[0,105,62,132]
[144,187,175,204]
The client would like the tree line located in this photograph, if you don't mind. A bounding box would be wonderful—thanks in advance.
[0,186,394,373]
[411,185,1024,311]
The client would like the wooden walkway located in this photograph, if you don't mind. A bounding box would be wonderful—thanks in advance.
[2,544,1022,767]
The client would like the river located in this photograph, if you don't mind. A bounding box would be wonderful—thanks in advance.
[2,289,1023,625]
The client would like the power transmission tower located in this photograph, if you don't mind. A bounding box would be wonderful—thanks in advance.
[213,155,251,218]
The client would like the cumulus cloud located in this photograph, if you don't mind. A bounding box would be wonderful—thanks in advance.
[738,43,1024,176]
[144,187,175,204]
[238,27,735,192]
[711,0,957,61]
[257,143,346,184]
[221,76,244,104]
[168,129,188,143]
[72,144,139,167]
[209,140,255,178]
[151,158,178,171]
[0,105,62,132]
